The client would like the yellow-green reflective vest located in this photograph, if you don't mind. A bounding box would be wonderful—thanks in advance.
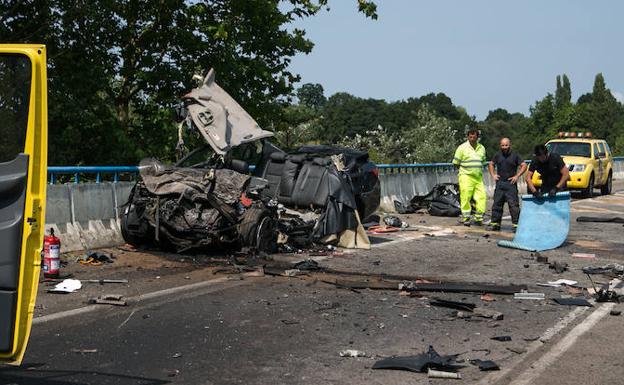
[452,141,487,178]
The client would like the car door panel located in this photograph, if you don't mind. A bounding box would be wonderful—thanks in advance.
[0,45,47,365]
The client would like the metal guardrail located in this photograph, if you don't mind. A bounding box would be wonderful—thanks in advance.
[377,156,624,174]
[48,166,140,184]
[46,156,624,183]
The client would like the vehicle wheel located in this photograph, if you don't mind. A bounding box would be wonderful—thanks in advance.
[238,206,277,252]
[582,174,594,198]
[120,201,153,246]
[601,172,613,195]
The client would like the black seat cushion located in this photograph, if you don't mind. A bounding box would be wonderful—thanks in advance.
[278,154,305,204]
[261,152,286,197]
[292,158,329,208]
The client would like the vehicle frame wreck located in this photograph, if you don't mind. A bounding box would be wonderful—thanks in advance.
[121,69,380,253]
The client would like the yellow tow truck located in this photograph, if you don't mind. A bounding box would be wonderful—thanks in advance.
[0,44,48,365]
[532,132,613,198]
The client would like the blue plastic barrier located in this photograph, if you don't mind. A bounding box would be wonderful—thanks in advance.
[498,192,571,251]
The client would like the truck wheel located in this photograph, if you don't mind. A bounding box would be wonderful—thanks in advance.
[601,172,612,195]
[583,174,594,198]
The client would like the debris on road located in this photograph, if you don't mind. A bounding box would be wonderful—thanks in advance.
[491,335,512,342]
[470,359,500,371]
[87,294,127,306]
[71,348,98,354]
[537,279,578,287]
[610,310,621,316]
[480,293,495,302]
[428,368,462,379]
[48,279,82,293]
[472,307,504,320]
[372,346,460,373]
[549,261,569,273]
[552,298,593,307]
[513,292,545,300]
[582,264,624,276]
[576,216,624,224]
[430,298,476,312]
[394,183,461,217]
[339,349,366,358]
[78,252,115,265]
[572,253,596,259]
[399,281,527,295]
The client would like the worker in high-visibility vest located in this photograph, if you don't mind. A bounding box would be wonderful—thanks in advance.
[452,128,487,226]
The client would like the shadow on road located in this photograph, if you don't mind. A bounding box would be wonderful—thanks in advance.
[0,365,170,385]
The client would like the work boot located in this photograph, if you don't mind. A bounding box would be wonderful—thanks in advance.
[472,220,483,226]
[487,222,501,231]
[458,217,471,227]
[512,223,518,232]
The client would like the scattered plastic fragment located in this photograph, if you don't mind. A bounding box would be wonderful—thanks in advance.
[339,349,366,357]
[48,279,82,293]
[514,292,545,300]
[372,346,461,373]
[537,279,578,287]
[428,368,461,379]
[491,336,512,342]
[572,253,595,259]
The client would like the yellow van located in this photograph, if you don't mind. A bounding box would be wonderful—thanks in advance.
[532,133,613,198]
[0,45,48,365]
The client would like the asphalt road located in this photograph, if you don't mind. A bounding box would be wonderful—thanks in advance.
[2,185,623,385]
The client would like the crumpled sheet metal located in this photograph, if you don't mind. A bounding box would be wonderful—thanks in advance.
[498,192,570,251]
[139,159,249,205]
[183,69,274,155]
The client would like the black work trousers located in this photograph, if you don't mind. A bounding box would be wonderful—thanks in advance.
[491,181,520,224]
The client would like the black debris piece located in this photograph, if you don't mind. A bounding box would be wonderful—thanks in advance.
[576,216,624,224]
[293,259,320,271]
[582,264,624,276]
[400,281,527,295]
[610,310,621,316]
[383,215,403,228]
[491,336,512,342]
[470,359,500,371]
[430,298,476,312]
[372,346,461,373]
[394,183,461,217]
[553,298,593,307]
[549,261,568,273]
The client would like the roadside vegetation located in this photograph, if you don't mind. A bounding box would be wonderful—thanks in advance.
[1,1,623,165]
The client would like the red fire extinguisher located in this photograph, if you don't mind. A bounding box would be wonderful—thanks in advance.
[43,228,61,278]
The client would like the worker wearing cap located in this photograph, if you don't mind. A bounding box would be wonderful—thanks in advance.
[452,128,487,225]
[487,138,527,231]
[526,144,569,197]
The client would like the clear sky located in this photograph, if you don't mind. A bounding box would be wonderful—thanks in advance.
[288,0,624,119]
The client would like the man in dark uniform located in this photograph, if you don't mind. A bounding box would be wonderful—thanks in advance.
[525,144,570,198]
[487,138,527,231]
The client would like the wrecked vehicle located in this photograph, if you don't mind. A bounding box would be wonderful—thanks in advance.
[121,69,380,253]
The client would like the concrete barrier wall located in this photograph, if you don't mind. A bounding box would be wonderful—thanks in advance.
[45,182,135,252]
[379,158,624,212]
[43,158,624,250]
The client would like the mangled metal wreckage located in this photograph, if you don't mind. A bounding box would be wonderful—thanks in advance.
[121,69,380,253]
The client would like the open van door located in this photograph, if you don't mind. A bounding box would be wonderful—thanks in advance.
[0,45,47,365]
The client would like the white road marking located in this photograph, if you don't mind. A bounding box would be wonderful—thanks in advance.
[33,276,246,325]
[506,302,615,385]
[476,306,589,385]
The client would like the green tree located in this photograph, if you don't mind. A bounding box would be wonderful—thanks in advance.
[0,0,377,165]
[296,83,326,109]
